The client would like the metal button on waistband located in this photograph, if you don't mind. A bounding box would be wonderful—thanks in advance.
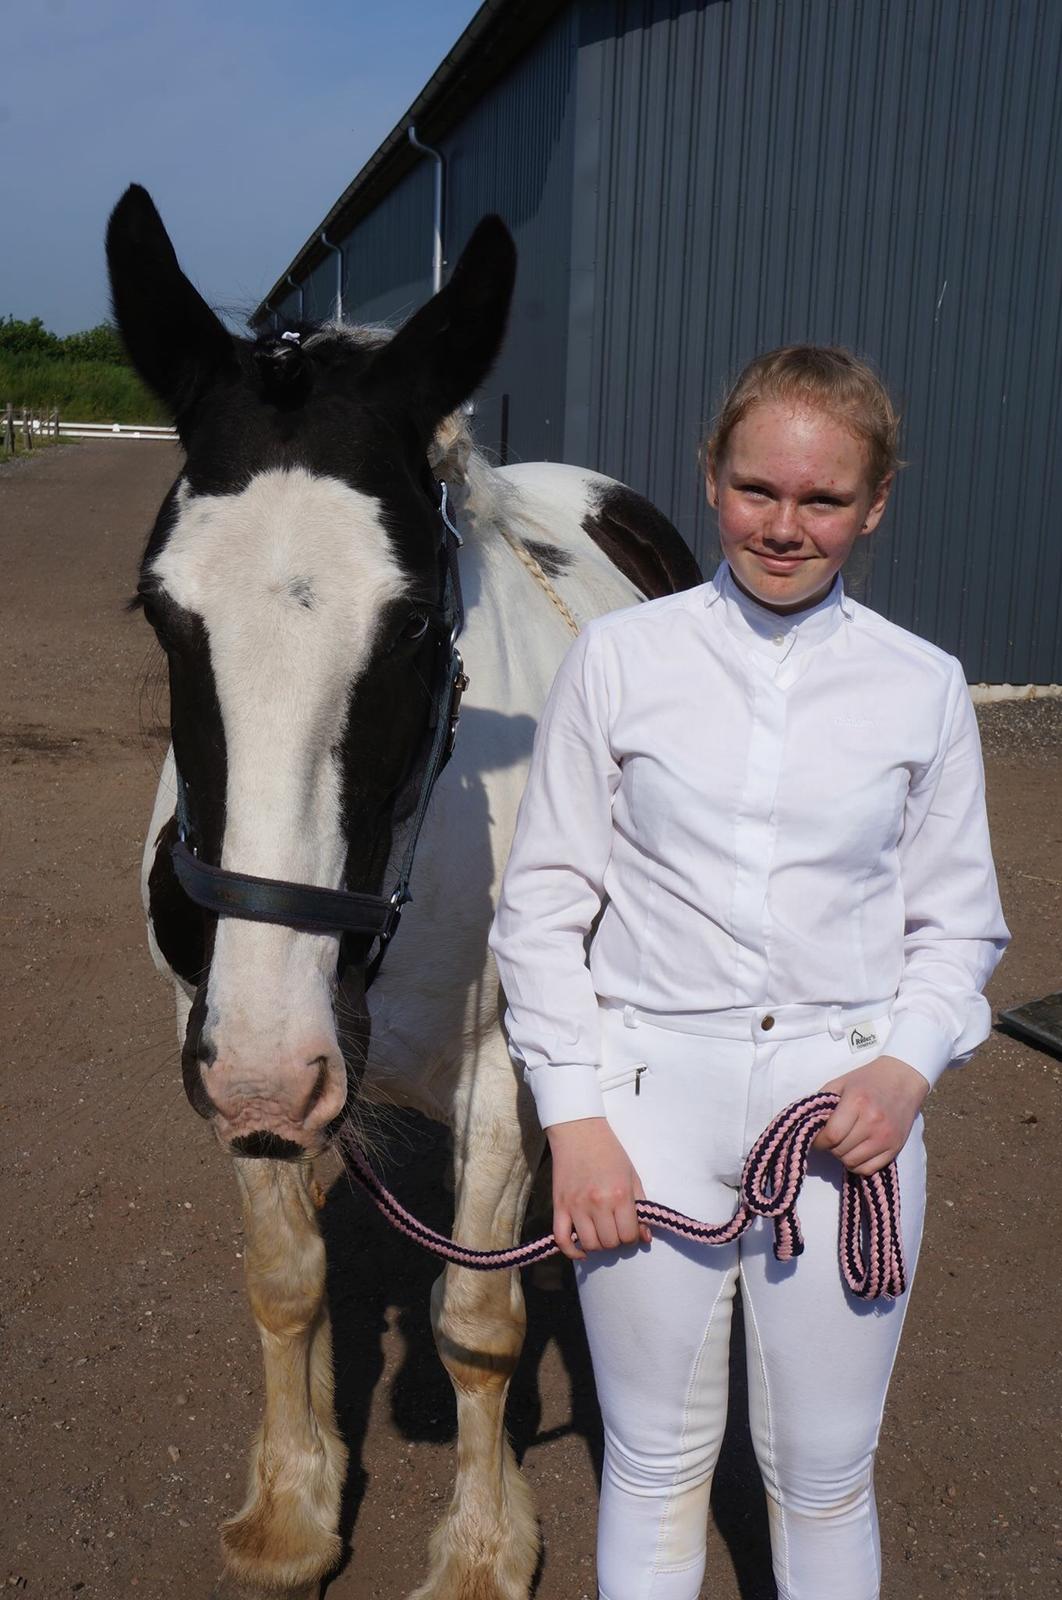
[760,1013,776,1031]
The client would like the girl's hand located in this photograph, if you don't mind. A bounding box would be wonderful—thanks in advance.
[813,1056,930,1176]
[546,1117,652,1260]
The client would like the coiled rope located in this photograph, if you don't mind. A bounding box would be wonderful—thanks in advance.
[343,1090,906,1300]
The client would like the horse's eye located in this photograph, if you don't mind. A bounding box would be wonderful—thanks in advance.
[400,612,430,643]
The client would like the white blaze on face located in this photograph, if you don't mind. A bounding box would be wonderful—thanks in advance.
[152,469,409,1120]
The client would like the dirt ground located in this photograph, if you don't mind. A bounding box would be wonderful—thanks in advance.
[2,441,1059,1600]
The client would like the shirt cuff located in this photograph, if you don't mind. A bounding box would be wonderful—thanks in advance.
[525,1063,607,1129]
[883,1011,959,1089]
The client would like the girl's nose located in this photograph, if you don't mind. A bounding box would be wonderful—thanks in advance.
[764,500,800,545]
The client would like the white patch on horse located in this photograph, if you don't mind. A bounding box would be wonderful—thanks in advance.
[151,468,408,1125]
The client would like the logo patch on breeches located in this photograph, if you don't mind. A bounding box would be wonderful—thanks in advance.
[847,1022,879,1052]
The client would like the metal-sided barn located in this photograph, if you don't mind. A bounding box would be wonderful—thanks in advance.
[255,0,1062,686]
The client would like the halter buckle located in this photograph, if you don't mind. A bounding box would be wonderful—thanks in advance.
[444,654,469,766]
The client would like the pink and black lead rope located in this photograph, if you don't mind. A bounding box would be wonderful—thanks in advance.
[343,1090,906,1301]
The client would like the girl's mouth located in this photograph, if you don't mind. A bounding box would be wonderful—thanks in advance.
[752,552,814,574]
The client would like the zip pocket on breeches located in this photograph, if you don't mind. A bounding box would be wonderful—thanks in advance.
[596,1061,650,1095]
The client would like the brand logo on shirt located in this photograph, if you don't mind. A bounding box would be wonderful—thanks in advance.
[847,1023,879,1052]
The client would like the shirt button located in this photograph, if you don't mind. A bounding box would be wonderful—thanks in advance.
[760,1014,776,1031]
[772,634,785,646]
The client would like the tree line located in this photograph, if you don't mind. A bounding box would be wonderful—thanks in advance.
[0,316,129,365]
[0,316,167,425]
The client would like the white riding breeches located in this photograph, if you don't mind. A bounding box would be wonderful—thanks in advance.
[575,998,927,1600]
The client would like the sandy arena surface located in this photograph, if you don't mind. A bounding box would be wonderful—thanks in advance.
[2,441,1059,1599]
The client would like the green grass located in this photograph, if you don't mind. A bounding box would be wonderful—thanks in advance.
[0,354,170,424]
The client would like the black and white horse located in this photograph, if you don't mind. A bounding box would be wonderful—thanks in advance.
[108,185,700,1599]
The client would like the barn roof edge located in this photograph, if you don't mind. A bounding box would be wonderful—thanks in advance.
[250,0,569,325]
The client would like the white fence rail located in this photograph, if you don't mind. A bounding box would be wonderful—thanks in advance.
[2,404,178,450]
[52,420,178,441]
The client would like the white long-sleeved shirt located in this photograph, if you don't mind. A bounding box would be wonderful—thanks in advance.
[488,562,1010,1129]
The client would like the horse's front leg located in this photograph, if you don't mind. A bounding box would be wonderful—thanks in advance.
[411,1051,544,1600]
[220,1158,347,1597]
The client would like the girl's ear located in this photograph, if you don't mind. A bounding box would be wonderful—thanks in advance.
[860,471,894,536]
[363,215,516,440]
[705,462,720,510]
[106,184,237,425]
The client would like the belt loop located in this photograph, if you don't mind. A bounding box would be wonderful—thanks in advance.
[622,1004,638,1030]
[827,1004,845,1041]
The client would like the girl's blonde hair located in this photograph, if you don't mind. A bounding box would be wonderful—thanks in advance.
[703,345,902,489]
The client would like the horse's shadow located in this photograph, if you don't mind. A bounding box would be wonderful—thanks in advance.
[318,1113,777,1599]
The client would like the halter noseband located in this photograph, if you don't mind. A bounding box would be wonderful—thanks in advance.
[170,482,468,989]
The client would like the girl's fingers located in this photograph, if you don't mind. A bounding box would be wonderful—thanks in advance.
[616,1199,642,1246]
[849,1149,895,1177]
[814,1097,860,1151]
[830,1122,883,1161]
[595,1213,621,1251]
[553,1209,585,1262]
[833,1137,881,1172]
[556,1185,650,1255]
[571,1210,603,1256]
[632,1174,652,1246]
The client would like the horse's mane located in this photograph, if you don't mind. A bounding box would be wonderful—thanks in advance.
[299,320,518,544]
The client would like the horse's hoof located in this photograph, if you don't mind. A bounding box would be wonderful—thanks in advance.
[220,1501,341,1594]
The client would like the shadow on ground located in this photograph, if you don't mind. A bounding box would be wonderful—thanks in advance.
[319,1109,776,1599]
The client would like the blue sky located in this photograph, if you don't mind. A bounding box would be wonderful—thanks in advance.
[0,0,482,334]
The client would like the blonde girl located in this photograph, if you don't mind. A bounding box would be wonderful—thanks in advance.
[489,346,1008,1600]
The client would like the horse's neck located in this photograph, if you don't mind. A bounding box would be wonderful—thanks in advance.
[456,457,643,645]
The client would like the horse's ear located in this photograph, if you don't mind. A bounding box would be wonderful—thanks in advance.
[365,215,516,433]
[106,185,236,422]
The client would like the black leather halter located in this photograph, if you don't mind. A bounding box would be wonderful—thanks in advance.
[170,483,469,989]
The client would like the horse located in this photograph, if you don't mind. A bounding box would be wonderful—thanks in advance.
[107,183,701,1599]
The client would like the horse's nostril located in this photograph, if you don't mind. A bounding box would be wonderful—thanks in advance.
[197,1033,217,1068]
[303,1055,332,1114]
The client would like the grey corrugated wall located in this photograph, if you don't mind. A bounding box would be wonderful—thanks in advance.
[569,0,1062,682]
[314,7,578,463]
[268,0,1061,681]
[440,6,578,462]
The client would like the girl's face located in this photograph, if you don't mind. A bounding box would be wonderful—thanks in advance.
[707,400,892,614]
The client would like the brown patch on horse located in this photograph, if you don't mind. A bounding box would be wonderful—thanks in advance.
[582,482,702,599]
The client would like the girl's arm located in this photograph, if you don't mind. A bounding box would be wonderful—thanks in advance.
[817,658,1011,1174]
[489,623,620,1129]
[489,624,649,1257]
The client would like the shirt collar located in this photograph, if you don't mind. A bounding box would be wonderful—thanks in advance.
[703,560,853,655]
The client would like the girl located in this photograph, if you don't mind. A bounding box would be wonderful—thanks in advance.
[488,346,1009,1600]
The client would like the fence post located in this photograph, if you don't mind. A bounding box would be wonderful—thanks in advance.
[3,402,13,454]
[22,408,31,450]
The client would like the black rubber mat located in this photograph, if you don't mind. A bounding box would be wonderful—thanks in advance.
[997,993,1062,1057]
